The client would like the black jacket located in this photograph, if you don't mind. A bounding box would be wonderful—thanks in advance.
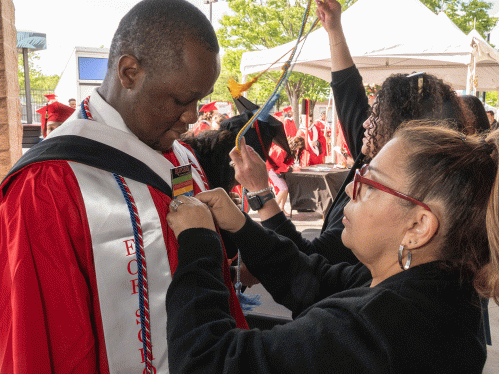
[260,66,368,265]
[166,218,486,374]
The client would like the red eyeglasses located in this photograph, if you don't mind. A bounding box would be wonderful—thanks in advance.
[353,164,432,212]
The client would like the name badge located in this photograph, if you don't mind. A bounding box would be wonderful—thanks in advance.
[171,165,194,197]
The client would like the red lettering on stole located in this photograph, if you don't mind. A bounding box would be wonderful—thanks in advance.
[130,278,140,295]
[124,239,136,256]
[128,259,138,275]
[124,228,156,369]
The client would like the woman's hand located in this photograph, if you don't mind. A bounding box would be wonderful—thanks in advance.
[229,191,243,210]
[315,0,342,34]
[229,136,270,193]
[237,262,260,288]
[167,195,216,238]
[196,188,246,233]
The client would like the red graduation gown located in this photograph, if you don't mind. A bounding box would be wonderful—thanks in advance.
[283,118,297,138]
[0,147,247,373]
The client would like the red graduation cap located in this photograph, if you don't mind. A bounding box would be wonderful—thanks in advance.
[44,94,57,101]
[274,110,284,118]
[283,106,292,113]
[36,101,75,127]
[199,101,219,113]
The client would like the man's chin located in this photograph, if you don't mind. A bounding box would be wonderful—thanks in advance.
[158,141,175,153]
[145,137,174,153]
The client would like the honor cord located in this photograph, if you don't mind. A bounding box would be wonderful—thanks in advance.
[81,98,154,374]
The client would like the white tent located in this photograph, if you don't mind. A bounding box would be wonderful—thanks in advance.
[240,0,499,92]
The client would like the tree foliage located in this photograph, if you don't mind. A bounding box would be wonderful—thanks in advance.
[420,0,497,39]
[213,0,498,117]
[18,52,60,91]
[215,0,352,121]
[486,91,498,107]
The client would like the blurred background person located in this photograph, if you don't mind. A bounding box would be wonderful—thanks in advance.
[289,136,310,167]
[266,143,294,215]
[36,101,75,137]
[282,106,297,138]
[192,110,214,135]
[487,110,498,130]
[211,112,228,130]
[460,95,490,133]
[297,114,327,166]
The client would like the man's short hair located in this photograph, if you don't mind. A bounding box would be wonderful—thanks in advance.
[487,110,495,116]
[108,0,219,73]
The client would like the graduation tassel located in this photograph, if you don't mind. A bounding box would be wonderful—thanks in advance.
[237,291,262,312]
[228,75,262,99]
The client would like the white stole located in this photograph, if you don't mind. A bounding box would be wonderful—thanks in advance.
[70,162,171,373]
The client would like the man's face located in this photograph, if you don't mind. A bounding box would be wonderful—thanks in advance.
[69,100,77,109]
[487,112,495,125]
[125,39,220,152]
[47,121,62,135]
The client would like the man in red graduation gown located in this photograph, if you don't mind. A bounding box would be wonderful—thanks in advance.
[297,119,328,166]
[314,110,328,135]
[282,106,297,137]
[0,1,247,373]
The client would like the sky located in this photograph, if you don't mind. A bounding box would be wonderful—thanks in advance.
[13,0,499,76]
[13,0,230,76]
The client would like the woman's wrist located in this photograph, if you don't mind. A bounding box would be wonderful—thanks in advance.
[328,32,346,47]
[246,186,273,197]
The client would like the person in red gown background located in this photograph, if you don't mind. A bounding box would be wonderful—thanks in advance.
[282,106,297,138]
[266,143,294,214]
[36,101,75,137]
[297,116,328,166]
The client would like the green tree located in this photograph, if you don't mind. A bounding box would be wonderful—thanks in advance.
[216,0,353,123]
[486,91,498,107]
[18,52,60,92]
[214,0,497,118]
[420,0,497,38]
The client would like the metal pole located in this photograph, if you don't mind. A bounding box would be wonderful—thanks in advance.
[23,48,33,124]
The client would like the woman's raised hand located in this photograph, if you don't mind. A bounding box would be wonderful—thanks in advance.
[229,136,270,193]
[315,0,342,34]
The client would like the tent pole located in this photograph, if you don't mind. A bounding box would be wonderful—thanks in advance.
[23,48,33,124]
[325,88,336,164]
[331,92,337,165]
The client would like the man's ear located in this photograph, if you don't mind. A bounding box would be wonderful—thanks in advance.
[117,55,142,89]
[402,208,440,250]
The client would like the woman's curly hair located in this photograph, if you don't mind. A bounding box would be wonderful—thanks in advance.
[289,136,306,162]
[367,73,474,156]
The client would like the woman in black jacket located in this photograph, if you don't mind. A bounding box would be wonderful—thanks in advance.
[234,0,473,266]
[165,122,499,373]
